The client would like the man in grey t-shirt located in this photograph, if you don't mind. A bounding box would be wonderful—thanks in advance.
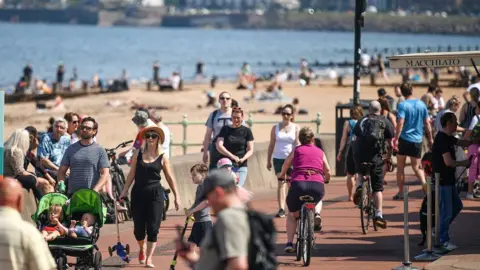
[202,91,234,169]
[176,170,250,270]
[57,117,110,196]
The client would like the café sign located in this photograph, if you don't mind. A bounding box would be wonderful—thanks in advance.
[387,51,480,69]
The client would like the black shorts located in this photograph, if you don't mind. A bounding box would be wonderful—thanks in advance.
[346,145,356,176]
[356,162,384,193]
[188,221,212,246]
[398,138,422,158]
[286,181,325,212]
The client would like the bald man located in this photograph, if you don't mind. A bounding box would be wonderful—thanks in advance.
[0,177,56,270]
[352,101,394,229]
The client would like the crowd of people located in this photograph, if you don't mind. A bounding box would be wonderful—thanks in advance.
[2,71,480,269]
[337,78,480,251]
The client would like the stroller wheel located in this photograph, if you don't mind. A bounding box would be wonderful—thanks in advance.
[108,246,113,257]
[57,256,67,270]
[125,244,130,255]
[94,251,102,270]
[474,182,480,197]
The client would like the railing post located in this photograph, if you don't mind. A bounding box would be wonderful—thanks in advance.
[247,112,253,128]
[315,112,322,134]
[181,115,188,155]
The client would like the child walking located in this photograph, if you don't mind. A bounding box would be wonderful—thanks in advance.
[185,164,212,249]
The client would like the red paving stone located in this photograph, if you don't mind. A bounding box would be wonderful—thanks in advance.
[93,169,480,270]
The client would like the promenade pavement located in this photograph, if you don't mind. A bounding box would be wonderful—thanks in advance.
[88,168,480,270]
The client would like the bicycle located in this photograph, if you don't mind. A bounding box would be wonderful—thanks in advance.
[295,195,316,266]
[105,140,133,220]
[358,162,378,235]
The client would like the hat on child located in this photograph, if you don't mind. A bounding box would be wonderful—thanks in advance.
[217,158,233,169]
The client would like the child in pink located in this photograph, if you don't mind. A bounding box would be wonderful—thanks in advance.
[217,158,253,205]
[467,143,480,199]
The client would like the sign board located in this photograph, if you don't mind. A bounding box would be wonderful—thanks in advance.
[387,51,480,69]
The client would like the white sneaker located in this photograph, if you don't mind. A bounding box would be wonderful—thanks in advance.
[442,241,458,251]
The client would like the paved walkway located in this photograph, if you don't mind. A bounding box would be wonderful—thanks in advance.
[91,169,480,270]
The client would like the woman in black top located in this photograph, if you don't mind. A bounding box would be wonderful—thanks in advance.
[216,107,255,186]
[121,125,180,268]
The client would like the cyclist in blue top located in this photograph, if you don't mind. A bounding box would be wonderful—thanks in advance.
[394,83,433,200]
[337,105,363,202]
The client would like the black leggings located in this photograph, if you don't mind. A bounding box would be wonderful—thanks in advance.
[16,174,43,200]
[131,184,164,242]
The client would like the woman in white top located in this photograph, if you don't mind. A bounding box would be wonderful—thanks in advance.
[267,104,299,218]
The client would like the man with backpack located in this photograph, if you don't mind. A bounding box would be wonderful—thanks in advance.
[352,101,394,229]
[202,91,235,170]
[175,170,277,270]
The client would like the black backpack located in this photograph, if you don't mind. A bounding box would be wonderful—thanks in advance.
[214,210,278,270]
[357,115,386,155]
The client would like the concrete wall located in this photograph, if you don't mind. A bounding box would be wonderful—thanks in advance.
[122,133,335,209]
[19,133,336,219]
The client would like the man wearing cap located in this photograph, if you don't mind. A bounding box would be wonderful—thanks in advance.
[176,170,249,270]
[57,117,110,196]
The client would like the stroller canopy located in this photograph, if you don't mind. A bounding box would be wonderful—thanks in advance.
[66,189,105,227]
[31,192,68,222]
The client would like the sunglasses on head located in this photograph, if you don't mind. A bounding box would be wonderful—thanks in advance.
[145,133,159,139]
[80,126,93,131]
[219,96,231,101]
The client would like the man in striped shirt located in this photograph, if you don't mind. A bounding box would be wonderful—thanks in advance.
[0,177,56,270]
[57,117,110,197]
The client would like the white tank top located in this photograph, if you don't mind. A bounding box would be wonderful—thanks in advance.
[273,123,296,159]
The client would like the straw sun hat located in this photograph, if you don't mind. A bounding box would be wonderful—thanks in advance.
[139,125,165,144]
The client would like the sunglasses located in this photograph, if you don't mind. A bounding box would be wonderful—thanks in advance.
[80,126,93,131]
[219,97,231,101]
[71,120,79,124]
[145,133,159,139]
[55,125,66,129]
[282,112,292,116]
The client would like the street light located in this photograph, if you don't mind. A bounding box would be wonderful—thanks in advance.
[353,0,367,105]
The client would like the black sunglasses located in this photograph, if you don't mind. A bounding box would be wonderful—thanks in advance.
[80,126,93,131]
[219,97,231,101]
[282,112,292,116]
[71,120,79,124]
[145,133,159,139]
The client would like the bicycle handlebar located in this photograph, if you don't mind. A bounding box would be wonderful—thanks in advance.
[105,140,134,153]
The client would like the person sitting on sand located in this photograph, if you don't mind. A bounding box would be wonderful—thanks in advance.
[68,213,96,238]
[237,62,256,90]
[159,72,182,91]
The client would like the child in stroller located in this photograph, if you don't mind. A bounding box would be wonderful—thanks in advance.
[68,213,96,239]
[41,204,68,241]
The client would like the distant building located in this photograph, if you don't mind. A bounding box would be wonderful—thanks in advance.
[143,0,164,6]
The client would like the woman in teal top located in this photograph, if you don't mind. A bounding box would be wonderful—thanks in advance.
[336,105,363,202]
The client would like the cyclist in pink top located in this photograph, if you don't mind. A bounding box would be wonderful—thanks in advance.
[278,127,331,253]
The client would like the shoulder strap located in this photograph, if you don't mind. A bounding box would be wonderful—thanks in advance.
[210,109,219,131]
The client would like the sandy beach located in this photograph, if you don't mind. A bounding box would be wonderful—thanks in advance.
[4,75,467,156]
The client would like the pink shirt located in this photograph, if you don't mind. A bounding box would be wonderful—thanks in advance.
[290,144,325,183]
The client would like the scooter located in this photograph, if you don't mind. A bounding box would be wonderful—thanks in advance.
[169,209,195,270]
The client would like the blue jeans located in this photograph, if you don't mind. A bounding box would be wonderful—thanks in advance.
[233,167,248,187]
[439,185,463,244]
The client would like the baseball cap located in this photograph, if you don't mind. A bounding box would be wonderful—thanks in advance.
[132,110,149,127]
[199,170,236,201]
[217,158,233,169]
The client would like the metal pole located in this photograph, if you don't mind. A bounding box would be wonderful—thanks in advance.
[414,178,440,261]
[353,0,364,106]
[393,186,419,270]
[433,173,448,254]
[182,115,188,155]
[0,90,4,182]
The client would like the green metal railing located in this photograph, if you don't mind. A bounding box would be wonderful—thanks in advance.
[165,112,322,156]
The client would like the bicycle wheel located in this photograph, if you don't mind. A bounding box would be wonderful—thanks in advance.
[360,180,371,235]
[112,172,130,221]
[117,169,133,219]
[295,215,302,261]
[302,209,313,266]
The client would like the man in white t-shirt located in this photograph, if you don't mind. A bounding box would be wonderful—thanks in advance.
[463,80,480,102]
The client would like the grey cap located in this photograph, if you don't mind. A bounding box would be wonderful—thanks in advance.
[199,170,236,201]
[131,110,149,127]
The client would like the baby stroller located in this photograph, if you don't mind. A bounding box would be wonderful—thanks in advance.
[32,189,106,270]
